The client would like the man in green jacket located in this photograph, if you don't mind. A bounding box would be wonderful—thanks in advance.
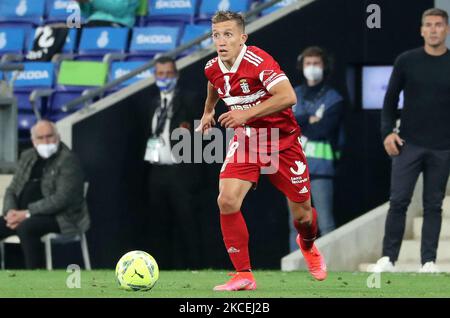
[1,120,90,269]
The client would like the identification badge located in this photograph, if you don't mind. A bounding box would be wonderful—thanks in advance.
[144,137,164,163]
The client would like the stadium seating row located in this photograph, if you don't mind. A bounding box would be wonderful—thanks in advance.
[0,0,290,26]
[1,60,152,131]
[0,25,212,59]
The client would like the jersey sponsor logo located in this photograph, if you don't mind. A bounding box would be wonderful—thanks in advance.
[290,160,306,176]
[222,89,266,106]
[229,101,260,110]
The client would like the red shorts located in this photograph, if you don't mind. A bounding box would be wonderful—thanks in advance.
[220,136,311,203]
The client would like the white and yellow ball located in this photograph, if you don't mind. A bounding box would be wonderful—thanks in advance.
[115,250,159,291]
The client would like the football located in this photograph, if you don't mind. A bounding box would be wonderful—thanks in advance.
[115,250,159,291]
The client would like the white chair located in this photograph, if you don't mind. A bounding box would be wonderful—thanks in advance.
[0,231,91,270]
[0,182,91,270]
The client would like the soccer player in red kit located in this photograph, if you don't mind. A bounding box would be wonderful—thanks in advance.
[195,11,327,291]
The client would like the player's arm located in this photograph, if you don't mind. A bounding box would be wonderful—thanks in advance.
[218,80,296,128]
[247,80,296,119]
[195,81,219,133]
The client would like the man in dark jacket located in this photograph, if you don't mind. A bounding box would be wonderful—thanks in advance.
[144,56,201,270]
[289,46,344,251]
[1,120,90,269]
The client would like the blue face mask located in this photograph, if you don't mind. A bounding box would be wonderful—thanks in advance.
[156,77,177,92]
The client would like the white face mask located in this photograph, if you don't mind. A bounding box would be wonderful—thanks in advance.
[303,65,324,82]
[36,143,58,159]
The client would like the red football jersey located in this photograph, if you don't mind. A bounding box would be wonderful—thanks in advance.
[205,45,300,152]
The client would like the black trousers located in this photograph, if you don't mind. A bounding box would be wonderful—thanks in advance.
[146,164,201,269]
[0,215,60,269]
[383,142,450,264]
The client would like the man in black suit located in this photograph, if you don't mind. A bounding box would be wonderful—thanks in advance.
[144,56,201,269]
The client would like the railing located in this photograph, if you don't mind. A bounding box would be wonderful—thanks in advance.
[61,0,285,112]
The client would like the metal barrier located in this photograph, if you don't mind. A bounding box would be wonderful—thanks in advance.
[0,63,24,171]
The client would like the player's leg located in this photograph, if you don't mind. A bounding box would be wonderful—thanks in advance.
[267,139,327,280]
[214,177,256,291]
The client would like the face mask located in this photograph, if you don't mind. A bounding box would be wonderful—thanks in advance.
[36,143,58,159]
[303,65,323,82]
[156,77,177,92]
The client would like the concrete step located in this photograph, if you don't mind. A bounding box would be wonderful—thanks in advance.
[414,217,450,239]
[359,262,450,272]
[443,196,450,216]
[397,240,450,262]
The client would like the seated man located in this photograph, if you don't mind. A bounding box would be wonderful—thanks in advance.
[0,120,90,269]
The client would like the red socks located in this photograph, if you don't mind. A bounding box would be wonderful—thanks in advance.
[293,207,318,250]
[220,211,251,272]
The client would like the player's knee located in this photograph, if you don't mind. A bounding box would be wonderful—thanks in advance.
[217,193,241,214]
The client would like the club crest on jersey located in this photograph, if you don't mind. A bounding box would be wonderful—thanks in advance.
[239,79,250,94]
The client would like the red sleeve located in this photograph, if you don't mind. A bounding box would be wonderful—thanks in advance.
[254,51,289,91]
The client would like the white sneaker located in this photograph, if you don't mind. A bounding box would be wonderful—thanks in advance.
[369,256,395,273]
[419,261,440,273]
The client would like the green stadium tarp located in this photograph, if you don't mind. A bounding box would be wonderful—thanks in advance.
[58,61,108,87]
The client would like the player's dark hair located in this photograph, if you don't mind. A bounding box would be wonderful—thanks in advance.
[296,46,333,80]
[422,8,448,25]
[211,11,245,33]
[154,56,178,73]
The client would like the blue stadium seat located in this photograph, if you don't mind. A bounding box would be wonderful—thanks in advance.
[46,0,82,24]
[261,0,296,16]
[179,23,211,56]
[147,0,199,24]
[49,90,83,120]
[127,26,181,60]
[0,0,46,26]
[109,61,153,89]
[7,62,55,131]
[147,0,200,23]
[76,27,129,61]
[62,28,78,54]
[0,28,26,56]
[197,0,252,21]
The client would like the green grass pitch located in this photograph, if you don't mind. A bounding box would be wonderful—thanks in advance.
[0,270,449,298]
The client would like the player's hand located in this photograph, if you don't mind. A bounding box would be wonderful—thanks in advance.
[309,116,321,124]
[383,133,404,156]
[218,110,249,129]
[195,110,216,134]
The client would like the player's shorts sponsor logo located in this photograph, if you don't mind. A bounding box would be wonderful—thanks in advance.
[290,160,306,176]
[291,176,308,184]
